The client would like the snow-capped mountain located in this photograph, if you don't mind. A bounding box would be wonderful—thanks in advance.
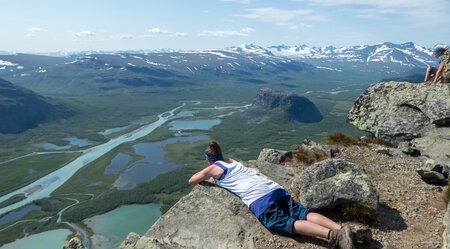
[265,42,437,67]
[0,42,443,95]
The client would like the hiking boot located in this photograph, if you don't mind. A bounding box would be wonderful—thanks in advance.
[329,225,355,249]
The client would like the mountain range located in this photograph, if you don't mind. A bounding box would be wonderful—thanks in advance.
[0,42,443,95]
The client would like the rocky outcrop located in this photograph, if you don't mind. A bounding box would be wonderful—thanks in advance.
[291,159,379,210]
[256,148,292,164]
[0,78,71,133]
[348,81,450,184]
[348,82,449,143]
[119,160,296,249]
[120,152,379,249]
[242,88,322,124]
[348,81,450,248]
[63,237,85,249]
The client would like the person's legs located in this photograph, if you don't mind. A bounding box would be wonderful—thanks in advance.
[306,212,342,230]
[292,219,330,239]
[291,212,341,239]
[425,67,436,82]
[292,219,355,249]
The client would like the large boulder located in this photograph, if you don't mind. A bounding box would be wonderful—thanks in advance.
[136,184,266,249]
[119,161,296,249]
[348,82,450,184]
[291,159,379,211]
[348,82,450,144]
[257,148,292,164]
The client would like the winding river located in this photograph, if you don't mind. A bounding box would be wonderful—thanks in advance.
[0,104,184,216]
[0,102,251,248]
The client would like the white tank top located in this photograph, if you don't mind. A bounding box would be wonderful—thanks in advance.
[214,160,283,207]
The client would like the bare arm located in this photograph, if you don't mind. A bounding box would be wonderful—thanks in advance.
[188,165,224,185]
[433,60,445,83]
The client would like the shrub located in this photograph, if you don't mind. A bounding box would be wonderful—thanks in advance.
[326,132,358,146]
[292,146,328,165]
[341,203,376,223]
[361,136,396,148]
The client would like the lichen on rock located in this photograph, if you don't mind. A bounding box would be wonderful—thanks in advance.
[291,159,379,211]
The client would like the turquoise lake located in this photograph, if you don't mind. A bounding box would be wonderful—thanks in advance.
[0,229,71,249]
[84,203,162,249]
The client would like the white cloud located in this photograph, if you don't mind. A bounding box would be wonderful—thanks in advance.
[199,28,254,37]
[27,28,48,33]
[74,30,95,37]
[237,7,328,28]
[26,27,48,37]
[147,28,189,38]
[149,28,170,34]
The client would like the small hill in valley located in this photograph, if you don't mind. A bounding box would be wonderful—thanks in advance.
[242,88,323,124]
[0,78,71,133]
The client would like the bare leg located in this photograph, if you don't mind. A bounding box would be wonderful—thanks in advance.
[425,67,434,82]
[292,220,330,240]
[292,212,343,240]
[306,212,341,230]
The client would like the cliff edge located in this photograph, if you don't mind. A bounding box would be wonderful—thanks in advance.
[119,81,449,249]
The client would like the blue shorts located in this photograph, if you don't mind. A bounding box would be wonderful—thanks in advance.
[257,195,310,235]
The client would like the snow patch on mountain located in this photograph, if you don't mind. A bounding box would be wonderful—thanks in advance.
[0,60,17,66]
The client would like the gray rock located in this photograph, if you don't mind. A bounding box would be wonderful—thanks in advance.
[120,232,141,249]
[348,82,450,144]
[412,128,450,171]
[299,139,337,158]
[138,184,266,249]
[257,148,292,164]
[121,162,297,249]
[291,159,379,210]
[421,158,450,174]
[63,237,85,249]
[348,82,450,186]
[416,169,447,185]
[397,141,421,156]
[289,140,333,167]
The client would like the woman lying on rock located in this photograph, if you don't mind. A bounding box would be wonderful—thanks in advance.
[188,141,355,249]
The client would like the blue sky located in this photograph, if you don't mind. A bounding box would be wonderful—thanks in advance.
[1,0,449,52]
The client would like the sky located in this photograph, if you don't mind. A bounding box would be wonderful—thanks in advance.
[1,0,449,52]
